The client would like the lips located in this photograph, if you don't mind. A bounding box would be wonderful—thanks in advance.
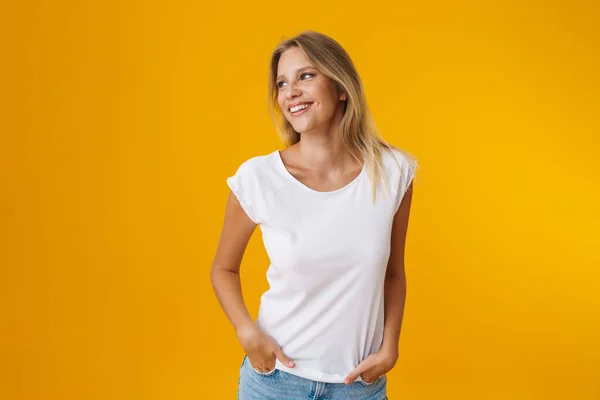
[288,102,314,116]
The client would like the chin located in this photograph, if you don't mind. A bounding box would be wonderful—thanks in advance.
[291,124,312,134]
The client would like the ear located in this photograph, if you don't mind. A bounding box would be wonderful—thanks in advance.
[340,92,347,101]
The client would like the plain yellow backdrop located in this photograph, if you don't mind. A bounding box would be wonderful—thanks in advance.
[1,0,599,399]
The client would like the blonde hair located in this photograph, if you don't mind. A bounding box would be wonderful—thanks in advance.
[268,30,418,203]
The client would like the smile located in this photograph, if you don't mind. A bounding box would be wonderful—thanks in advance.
[289,102,313,116]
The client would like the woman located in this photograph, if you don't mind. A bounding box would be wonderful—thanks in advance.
[210,31,418,400]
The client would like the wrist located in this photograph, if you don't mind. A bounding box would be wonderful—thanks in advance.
[235,321,258,338]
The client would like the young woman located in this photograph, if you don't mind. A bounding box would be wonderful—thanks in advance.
[210,31,418,400]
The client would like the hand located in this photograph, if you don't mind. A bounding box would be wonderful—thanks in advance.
[236,324,295,372]
[344,347,398,385]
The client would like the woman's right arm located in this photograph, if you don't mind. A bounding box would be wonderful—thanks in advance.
[210,190,295,372]
[210,190,257,335]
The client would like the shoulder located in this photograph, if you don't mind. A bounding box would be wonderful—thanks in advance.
[228,151,284,189]
[228,150,282,192]
[231,151,273,174]
[226,150,289,223]
[381,145,417,172]
[379,145,418,209]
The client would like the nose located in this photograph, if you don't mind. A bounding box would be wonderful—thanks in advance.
[285,81,301,101]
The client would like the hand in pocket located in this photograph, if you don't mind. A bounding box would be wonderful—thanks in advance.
[237,325,295,373]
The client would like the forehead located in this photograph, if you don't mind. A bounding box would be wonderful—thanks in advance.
[277,47,315,76]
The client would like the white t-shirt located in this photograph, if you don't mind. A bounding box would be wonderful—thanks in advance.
[226,147,417,383]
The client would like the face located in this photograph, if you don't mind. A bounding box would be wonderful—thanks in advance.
[276,47,346,134]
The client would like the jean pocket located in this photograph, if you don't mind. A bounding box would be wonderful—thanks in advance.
[251,365,277,376]
[247,357,277,376]
[358,374,385,386]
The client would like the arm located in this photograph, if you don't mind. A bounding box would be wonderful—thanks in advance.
[210,191,295,371]
[210,190,257,336]
[380,180,414,357]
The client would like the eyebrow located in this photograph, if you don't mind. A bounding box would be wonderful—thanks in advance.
[276,66,315,82]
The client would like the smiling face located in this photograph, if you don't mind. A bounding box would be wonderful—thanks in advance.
[276,46,347,135]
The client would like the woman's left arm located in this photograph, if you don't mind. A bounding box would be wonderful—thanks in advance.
[380,180,414,358]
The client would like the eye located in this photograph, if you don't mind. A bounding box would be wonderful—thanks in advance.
[277,72,315,89]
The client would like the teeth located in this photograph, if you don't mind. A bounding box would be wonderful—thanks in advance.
[290,103,311,113]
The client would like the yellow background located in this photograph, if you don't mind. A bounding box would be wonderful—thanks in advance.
[1,0,599,399]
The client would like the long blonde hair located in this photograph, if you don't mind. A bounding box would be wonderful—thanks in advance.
[268,30,417,203]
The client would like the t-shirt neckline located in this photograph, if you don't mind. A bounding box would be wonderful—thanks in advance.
[273,150,366,194]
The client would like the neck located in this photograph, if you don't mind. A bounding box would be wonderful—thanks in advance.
[294,103,354,172]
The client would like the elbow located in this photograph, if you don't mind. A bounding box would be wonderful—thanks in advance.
[210,264,239,283]
[385,268,407,283]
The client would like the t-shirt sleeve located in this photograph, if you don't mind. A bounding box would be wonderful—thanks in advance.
[393,151,418,213]
[226,160,260,224]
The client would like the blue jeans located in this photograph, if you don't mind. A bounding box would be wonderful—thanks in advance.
[238,355,388,400]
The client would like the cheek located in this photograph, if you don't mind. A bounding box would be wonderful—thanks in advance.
[277,95,286,112]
